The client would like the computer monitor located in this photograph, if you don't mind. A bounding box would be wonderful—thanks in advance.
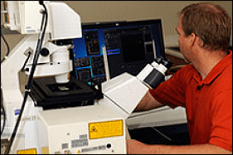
[72,19,166,84]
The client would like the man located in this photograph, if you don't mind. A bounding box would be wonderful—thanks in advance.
[127,2,232,154]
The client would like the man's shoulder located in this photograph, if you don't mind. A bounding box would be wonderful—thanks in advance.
[216,63,232,88]
[176,64,197,76]
[168,64,197,84]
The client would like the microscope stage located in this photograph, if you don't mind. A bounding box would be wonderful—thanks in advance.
[30,77,102,109]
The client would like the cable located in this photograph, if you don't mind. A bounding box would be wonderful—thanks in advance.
[4,3,48,154]
[152,127,172,142]
[1,103,6,136]
[21,51,32,72]
[1,25,10,63]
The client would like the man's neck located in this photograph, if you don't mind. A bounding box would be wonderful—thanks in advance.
[193,49,228,80]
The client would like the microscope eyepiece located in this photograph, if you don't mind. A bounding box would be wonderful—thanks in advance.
[161,58,172,69]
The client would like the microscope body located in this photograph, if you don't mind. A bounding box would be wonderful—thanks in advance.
[1,1,171,154]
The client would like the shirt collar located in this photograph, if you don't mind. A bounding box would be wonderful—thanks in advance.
[193,50,232,86]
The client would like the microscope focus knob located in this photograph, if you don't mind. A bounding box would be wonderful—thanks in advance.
[40,48,50,57]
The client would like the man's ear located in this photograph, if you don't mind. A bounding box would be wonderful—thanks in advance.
[189,33,196,46]
[189,33,204,48]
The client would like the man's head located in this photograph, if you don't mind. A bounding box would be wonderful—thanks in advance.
[178,3,231,52]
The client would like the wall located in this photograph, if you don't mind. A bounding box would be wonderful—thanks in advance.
[1,1,232,60]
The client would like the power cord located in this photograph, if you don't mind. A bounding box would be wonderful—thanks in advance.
[1,25,10,63]
[4,2,48,154]
[21,51,32,72]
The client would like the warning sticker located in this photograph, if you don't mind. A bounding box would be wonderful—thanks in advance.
[89,120,123,139]
[17,148,37,154]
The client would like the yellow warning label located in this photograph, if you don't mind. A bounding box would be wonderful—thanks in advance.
[89,120,123,139]
[17,148,37,154]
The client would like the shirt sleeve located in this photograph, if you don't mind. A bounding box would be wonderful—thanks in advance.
[209,89,232,152]
[149,65,192,108]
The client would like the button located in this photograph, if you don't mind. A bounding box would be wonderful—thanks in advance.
[197,86,201,90]
[107,143,111,149]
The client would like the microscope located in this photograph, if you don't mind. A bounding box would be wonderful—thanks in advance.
[1,1,171,154]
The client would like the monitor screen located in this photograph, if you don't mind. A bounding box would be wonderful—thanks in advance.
[72,19,166,84]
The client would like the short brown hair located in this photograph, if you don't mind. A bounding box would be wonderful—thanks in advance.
[180,3,231,52]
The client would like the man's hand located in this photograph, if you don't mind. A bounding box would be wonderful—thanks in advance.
[126,139,150,154]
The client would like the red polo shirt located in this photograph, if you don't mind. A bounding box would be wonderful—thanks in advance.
[149,50,232,152]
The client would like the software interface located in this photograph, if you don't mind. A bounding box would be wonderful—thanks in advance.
[72,19,165,84]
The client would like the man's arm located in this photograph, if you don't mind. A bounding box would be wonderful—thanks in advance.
[126,139,232,154]
[135,91,164,112]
